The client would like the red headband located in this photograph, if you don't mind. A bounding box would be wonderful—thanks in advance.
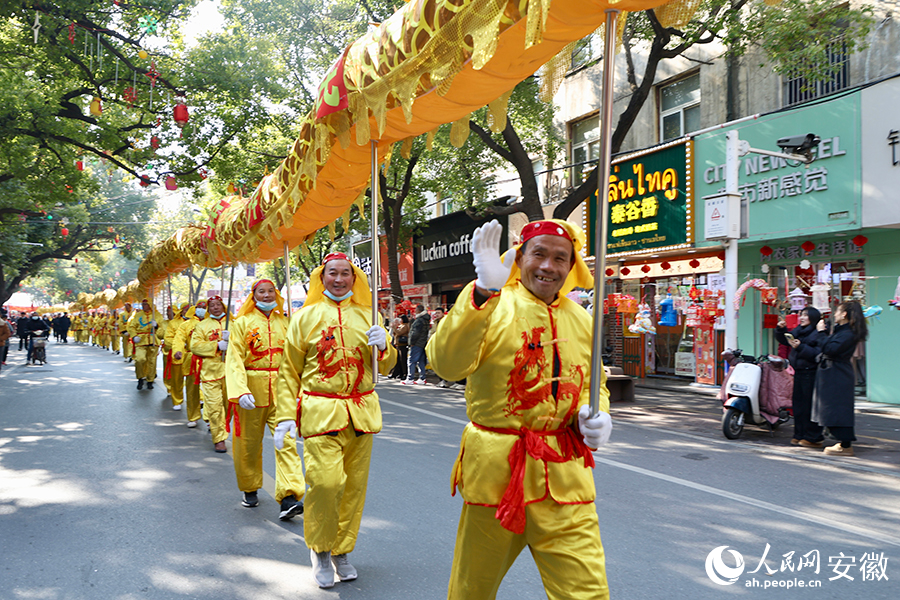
[323,252,350,265]
[252,279,276,292]
[520,221,573,245]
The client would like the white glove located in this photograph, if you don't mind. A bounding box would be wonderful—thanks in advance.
[221,330,229,341]
[132,336,141,344]
[366,325,387,351]
[238,393,256,410]
[150,320,158,328]
[274,420,296,450]
[472,219,515,292]
[578,405,612,449]
[217,340,228,351]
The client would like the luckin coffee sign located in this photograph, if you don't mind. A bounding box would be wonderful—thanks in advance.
[414,212,508,284]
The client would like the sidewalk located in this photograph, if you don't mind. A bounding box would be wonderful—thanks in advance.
[631,375,900,415]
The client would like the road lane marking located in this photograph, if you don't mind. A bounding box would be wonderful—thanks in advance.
[381,396,900,547]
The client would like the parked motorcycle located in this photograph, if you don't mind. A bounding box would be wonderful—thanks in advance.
[31,331,48,365]
[720,349,793,439]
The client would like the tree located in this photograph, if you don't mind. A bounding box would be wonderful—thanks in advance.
[552,0,874,220]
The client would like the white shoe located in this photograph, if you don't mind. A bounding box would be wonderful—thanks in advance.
[416,379,427,385]
[331,553,358,581]
[173,404,182,411]
[437,380,449,388]
[400,379,414,385]
[187,420,198,428]
[310,549,335,588]
[450,383,466,390]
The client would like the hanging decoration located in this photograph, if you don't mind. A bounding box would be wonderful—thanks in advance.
[760,245,773,257]
[138,49,149,60]
[689,258,700,269]
[641,264,651,274]
[660,261,671,271]
[801,241,815,253]
[68,23,75,44]
[145,61,160,109]
[122,86,138,108]
[605,268,614,277]
[799,259,811,270]
[733,278,768,311]
[173,93,189,130]
[138,15,159,34]
[89,97,103,116]
[889,277,900,310]
[75,160,84,171]
[620,266,631,276]
[852,235,869,248]
[32,13,41,44]
[150,136,160,149]
[60,227,69,236]
[165,176,177,191]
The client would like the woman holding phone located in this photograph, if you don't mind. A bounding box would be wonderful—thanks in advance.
[776,307,825,447]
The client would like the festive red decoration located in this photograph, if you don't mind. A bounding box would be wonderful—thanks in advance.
[759,245,773,257]
[689,258,700,269]
[605,268,614,277]
[851,235,868,248]
[139,176,151,187]
[75,160,83,171]
[641,264,651,274]
[165,176,177,191]
[519,220,573,245]
[122,86,138,108]
[620,267,631,276]
[60,227,68,236]
[660,261,671,270]
[150,136,160,150]
[801,241,815,253]
[174,94,189,129]
[68,23,75,44]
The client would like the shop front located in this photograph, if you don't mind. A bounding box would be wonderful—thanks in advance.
[693,76,900,403]
[412,211,509,310]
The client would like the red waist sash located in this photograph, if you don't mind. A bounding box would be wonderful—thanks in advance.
[471,422,595,535]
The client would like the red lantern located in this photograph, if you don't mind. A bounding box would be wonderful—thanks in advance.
[173,94,189,129]
[165,176,177,191]
[75,160,84,171]
[801,241,815,253]
[851,235,868,248]
[620,267,631,276]
[605,268,614,277]
[641,264,651,274]
[150,136,160,150]
[139,176,151,187]
[689,258,700,269]
[60,227,68,236]
[660,261,671,270]
[760,245,773,257]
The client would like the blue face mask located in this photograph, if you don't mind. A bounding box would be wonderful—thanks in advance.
[194,308,206,319]
[256,300,278,312]
[324,289,353,302]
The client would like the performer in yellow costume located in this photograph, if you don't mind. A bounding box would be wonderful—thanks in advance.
[127,299,162,390]
[174,301,206,427]
[162,304,188,411]
[97,311,110,349]
[427,219,614,600]
[119,303,134,362]
[226,279,305,518]
[70,313,82,344]
[274,253,396,589]
[191,296,230,452]
[109,310,120,354]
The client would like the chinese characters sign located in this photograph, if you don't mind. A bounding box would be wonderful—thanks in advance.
[760,239,864,263]
[587,139,694,256]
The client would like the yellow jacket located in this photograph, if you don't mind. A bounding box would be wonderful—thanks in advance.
[190,316,227,382]
[163,317,183,352]
[117,311,132,334]
[274,297,396,438]
[127,309,161,347]
[226,308,288,406]
[173,315,202,376]
[426,280,609,515]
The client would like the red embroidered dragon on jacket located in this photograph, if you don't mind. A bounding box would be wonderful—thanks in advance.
[315,324,366,398]
[245,327,284,363]
[505,326,585,419]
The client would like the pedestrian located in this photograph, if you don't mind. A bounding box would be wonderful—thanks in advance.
[812,300,868,457]
[190,296,231,453]
[402,304,430,385]
[25,312,50,363]
[389,314,409,380]
[16,313,28,351]
[776,307,825,447]
[0,308,11,370]
[173,301,206,428]
[128,299,162,390]
[427,219,613,600]
[273,252,396,589]
[59,312,71,344]
[225,279,305,519]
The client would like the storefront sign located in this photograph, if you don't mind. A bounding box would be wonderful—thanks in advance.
[587,139,694,256]
[861,76,900,228]
[759,239,864,263]
[414,212,508,285]
[694,93,860,240]
[675,351,695,377]
[352,237,415,290]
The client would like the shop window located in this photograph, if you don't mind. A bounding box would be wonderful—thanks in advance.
[782,38,849,107]
[570,115,600,185]
[659,72,700,142]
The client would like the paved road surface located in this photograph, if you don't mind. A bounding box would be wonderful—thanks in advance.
[1,342,897,599]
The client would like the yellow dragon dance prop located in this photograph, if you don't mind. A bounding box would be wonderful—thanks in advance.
[129,0,698,288]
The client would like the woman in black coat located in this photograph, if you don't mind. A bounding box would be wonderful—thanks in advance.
[776,307,825,447]
[812,300,868,457]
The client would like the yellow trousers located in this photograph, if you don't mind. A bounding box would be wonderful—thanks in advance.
[184,376,202,422]
[303,429,373,555]
[163,356,184,407]
[447,499,608,600]
[201,378,228,444]
[110,334,120,353]
[122,334,133,358]
[134,346,157,382]
[231,402,305,502]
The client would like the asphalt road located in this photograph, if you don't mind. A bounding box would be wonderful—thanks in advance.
[1,341,898,599]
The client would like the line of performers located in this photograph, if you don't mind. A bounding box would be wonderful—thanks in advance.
[68,219,616,598]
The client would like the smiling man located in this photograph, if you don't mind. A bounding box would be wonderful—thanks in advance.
[428,219,613,600]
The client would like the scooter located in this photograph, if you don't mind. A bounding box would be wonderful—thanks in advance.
[31,331,48,365]
[720,349,792,439]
